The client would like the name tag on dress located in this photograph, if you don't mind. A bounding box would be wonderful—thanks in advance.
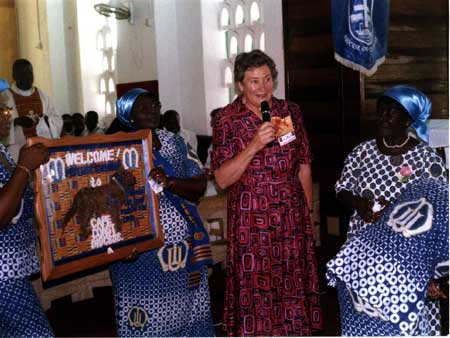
[272,115,296,146]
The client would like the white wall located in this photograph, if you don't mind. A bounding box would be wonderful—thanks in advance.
[39,0,158,127]
[201,0,230,134]
[155,0,286,136]
[47,0,83,115]
[47,0,69,114]
[63,0,83,115]
[77,0,118,126]
[23,0,285,133]
[262,0,285,100]
[154,0,208,134]
[116,0,158,84]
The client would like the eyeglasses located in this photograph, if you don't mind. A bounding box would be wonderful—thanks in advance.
[0,107,12,120]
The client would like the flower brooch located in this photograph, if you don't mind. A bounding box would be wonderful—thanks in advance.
[398,165,413,183]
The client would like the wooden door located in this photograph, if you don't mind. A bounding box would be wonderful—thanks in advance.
[282,0,361,239]
[362,0,449,139]
[0,0,18,82]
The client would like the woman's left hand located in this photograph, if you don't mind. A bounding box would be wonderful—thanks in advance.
[370,197,390,223]
[149,167,170,190]
[427,280,448,300]
[355,196,376,223]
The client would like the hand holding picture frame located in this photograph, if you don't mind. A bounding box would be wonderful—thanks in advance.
[29,130,164,281]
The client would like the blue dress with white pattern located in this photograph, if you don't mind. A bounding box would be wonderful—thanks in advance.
[0,144,53,337]
[109,130,214,337]
[335,140,447,238]
[327,179,449,336]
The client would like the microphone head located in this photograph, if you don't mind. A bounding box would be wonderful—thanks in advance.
[261,101,271,122]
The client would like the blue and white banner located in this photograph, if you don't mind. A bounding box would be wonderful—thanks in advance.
[332,0,390,76]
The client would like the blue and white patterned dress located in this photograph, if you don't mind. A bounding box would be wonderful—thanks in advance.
[109,129,214,337]
[335,140,447,238]
[327,179,449,336]
[0,144,53,337]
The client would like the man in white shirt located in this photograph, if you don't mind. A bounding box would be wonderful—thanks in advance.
[82,110,104,136]
[160,109,198,152]
[1,59,62,161]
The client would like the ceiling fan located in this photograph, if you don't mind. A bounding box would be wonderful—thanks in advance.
[94,1,134,23]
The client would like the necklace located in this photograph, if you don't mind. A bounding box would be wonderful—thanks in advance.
[382,136,410,149]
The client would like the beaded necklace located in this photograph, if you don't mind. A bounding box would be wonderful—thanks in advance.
[382,136,410,149]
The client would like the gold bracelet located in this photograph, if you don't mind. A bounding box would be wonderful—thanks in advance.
[16,164,31,178]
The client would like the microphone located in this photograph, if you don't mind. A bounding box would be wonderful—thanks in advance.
[261,101,274,147]
[261,101,271,122]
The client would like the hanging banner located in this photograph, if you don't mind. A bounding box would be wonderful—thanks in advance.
[332,0,390,76]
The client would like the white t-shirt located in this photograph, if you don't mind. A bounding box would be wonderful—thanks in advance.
[180,128,198,152]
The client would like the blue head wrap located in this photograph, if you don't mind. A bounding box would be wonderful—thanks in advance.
[116,88,150,130]
[0,79,9,93]
[382,85,432,143]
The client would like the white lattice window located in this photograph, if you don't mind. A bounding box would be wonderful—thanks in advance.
[219,0,264,102]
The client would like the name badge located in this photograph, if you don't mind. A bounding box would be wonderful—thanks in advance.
[271,115,296,146]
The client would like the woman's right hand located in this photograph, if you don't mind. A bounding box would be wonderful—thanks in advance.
[250,122,275,152]
[17,143,50,171]
[355,196,376,223]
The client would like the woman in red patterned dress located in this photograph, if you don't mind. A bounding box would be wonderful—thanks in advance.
[211,50,323,336]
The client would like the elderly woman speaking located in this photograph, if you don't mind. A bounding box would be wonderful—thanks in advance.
[212,50,322,336]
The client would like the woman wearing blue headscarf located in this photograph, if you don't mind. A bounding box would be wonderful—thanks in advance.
[107,88,214,337]
[334,85,447,335]
[0,101,53,336]
[335,85,447,236]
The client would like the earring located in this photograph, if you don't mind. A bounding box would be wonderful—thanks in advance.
[130,119,135,123]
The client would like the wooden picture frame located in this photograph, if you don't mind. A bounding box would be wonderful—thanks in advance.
[29,130,164,281]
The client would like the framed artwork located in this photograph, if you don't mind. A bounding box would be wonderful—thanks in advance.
[30,130,163,281]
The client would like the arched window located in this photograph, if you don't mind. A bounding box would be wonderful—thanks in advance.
[103,56,109,70]
[224,66,233,87]
[108,77,115,93]
[259,32,265,51]
[244,33,253,52]
[229,35,239,57]
[250,2,260,23]
[235,4,244,25]
[219,0,264,103]
[105,100,113,115]
[99,77,106,94]
[220,6,230,28]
